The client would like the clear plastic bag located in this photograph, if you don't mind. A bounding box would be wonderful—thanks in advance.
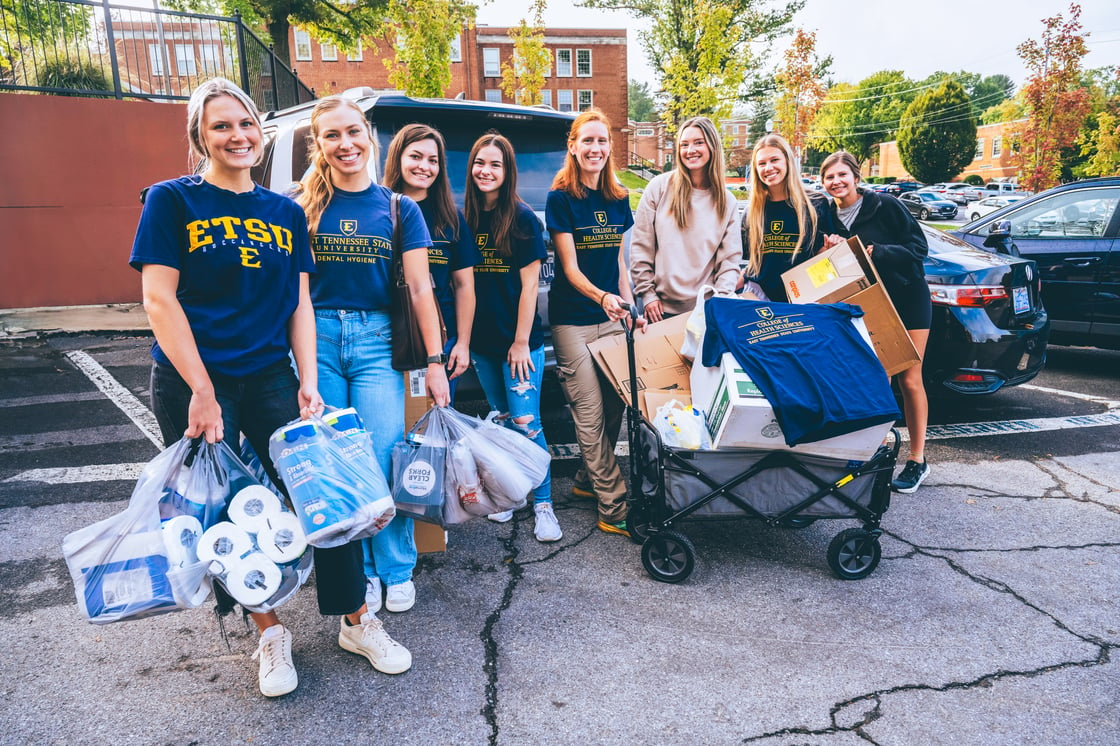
[391,408,449,525]
[653,399,711,450]
[463,413,548,511]
[268,409,396,548]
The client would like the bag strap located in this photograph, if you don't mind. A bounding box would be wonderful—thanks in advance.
[391,193,405,286]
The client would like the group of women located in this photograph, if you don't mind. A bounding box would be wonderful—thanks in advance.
[129,77,930,700]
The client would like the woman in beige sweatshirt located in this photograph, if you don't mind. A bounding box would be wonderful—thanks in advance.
[630,116,743,321]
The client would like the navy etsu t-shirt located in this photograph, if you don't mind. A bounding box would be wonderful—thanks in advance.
[545,188,634,326]
[701,297,899,446]
[129,176,315,377]
[310,184,430,311]
[471,202,547,356]
[750,199,815,303]
[418,198,482,339]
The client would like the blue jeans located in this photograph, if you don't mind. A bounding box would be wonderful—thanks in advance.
[315,309,416,586]
[471,346,551,504]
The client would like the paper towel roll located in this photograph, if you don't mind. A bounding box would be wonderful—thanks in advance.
[223,552,283,607]
[196,522,253,565]
[228,485,283,533]
[161,515,204,568]
[256,513,308,565]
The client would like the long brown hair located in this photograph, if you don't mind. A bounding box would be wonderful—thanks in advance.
[293,96,375,238]
[668,116,728,228]
[383,123,459,239]
[744,133,818,274]
[551,108,627,201]
[464,132,525,258]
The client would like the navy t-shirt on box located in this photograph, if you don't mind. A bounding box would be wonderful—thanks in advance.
[701,297,899,446]
[129,176,315,377]
[418,198,482,339]
[310,184,431,311]
[471,202,547,356]
[545,188,634,326]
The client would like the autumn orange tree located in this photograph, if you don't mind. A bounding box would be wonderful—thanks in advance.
[774,28,830,158]
[1016,2,1091,192]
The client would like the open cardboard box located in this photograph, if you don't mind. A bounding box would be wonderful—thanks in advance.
[588,313,691,420]
[403,368,446,554]
[781,236,919,376]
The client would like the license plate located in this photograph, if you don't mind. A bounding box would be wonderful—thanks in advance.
[1013,286,1030,313]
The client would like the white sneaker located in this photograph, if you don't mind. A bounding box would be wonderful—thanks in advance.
[252,624,298,697]
[533,503,562,543]
[385,580,416,612]
[364,577,382,613]
[487,510,514,523]
[338,612,412,674]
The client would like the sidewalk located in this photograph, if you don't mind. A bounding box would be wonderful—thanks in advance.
[0,303,151,338]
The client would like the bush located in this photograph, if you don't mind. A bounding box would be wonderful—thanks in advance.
[964,174,985,186]
[17,46,112,97]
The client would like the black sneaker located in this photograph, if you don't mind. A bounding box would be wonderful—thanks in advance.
[891,460,930,493]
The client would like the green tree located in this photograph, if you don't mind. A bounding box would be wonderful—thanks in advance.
[897,79,977,184]
[1070,66,1120,178]
[1079,111,1120,176]
[581,0,802,131]
[1,0,93,74]
[981,94,1027,124]
[382,0,475,97]
[629,79,657,122]
[773,27,830,156]
[746,97,775,144]
[810,71,919,162]
[500,0,551,106]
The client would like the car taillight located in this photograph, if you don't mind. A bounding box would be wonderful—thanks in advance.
[929,285,1009,307]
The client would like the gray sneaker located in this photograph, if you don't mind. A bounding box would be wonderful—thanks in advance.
[533,503,562,542]
[252,624,298,697]
[385,580,415,612]
[365,577,382,614]
[487,510,514,523]
[891,460,930,493]
[338,612,412,674]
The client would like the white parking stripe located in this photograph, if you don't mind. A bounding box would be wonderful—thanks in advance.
[65,350,163,448]
[1,391,105,408]
[3,463,147,483]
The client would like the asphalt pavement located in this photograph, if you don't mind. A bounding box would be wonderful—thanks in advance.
[1,306,1118,745]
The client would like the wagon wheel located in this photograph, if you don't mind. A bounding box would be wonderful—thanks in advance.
[827,528,882,580]
[641,530,696,583]
[780,515,817,529]
[626,505,651,544]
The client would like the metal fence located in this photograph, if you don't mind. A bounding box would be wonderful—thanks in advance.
[1,0,314,109]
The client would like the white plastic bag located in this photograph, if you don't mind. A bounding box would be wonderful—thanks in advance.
[653,399,711,450]
[681,285,721,361]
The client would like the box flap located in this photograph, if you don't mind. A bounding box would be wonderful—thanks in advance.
[589,314,691,409]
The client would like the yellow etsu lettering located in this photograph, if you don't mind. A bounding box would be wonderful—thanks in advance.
[244,218,272,244]
[187,219,214,253]
[210,216,243,238]
[271,225,294,254]
[239,246,261,268]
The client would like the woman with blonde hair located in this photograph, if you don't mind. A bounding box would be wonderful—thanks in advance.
[630,116,742,322]
[294,97,449,620]
[546,108,640,536]
[741,133,836,301]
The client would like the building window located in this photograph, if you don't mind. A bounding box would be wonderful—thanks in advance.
[992,136,1002,158]
[450,35,462,63]
[636,128,655,137]
[557,89,573,112]
[556,49,572,77]
[198,44,220,75]
[148,44,165,76]
[174,44,196,76]
[348,43,363,62]
[578,89,593,110]
[483,48,500,77]
[576,49,592,77]
[485,89,502,103]
[540,89,552,108]
[974,138,985,160]
[321,43,338,61]
[294,29,312,61]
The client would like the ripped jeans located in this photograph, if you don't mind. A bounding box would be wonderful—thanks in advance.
[471,345,551,504]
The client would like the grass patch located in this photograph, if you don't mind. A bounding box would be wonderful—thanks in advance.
[926,222,958,231]
[616,170,649,190]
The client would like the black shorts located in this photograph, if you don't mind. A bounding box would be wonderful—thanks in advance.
[889,280,933,331]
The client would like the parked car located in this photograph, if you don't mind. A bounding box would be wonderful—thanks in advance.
[893,180,923,193]
[919,183,970,206]
[900,191,958,220]
[951,177,1120,350]
[922,224,1050,394]
[967,195,1026,222]
[801,176,824,192]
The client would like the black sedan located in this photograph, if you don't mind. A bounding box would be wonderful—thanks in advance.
[901,191,958,220]
[923,225,1050,394]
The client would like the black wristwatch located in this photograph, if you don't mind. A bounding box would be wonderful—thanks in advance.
[426,353,448,365]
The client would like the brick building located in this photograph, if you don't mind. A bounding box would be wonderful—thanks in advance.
[871,119,1025,182]
[288,25,628,152]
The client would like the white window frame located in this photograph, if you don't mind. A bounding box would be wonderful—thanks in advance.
[321,43,338,62]
[450,35,462,63]
[636,127,655,137]
[975,138,985,160]
[992,136,1002,158]
[483,48,500,77]
[174,44,196,76]
[557,89,573,112]
[148,44,165,76]
[484,89,502,103]
[556,48,572,77]
[577,89,593,110]
[198,43,220,75]
[347,42,363,62]
[576,49,592,77]
[294,29,312,61]
[540,89,552,108]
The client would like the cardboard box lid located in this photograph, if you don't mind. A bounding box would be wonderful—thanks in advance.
[782,236,878,304]
[588,314,691,411]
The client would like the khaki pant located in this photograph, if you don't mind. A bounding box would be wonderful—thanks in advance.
[552,322,627,523]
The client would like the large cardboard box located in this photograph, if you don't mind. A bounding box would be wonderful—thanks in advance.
[782,236,919,376]
[588,314,691,420]
[403,369,446,554]
[690,351,893,460]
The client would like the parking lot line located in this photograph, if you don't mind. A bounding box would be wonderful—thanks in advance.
[65,350,162,448]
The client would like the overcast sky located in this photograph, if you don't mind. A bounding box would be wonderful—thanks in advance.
[474,0,1120,91]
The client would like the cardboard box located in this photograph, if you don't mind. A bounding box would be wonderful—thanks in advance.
[690,351,893,460]
[402,369,446,554]
[641,390,692,420]
[782,237,919,376]
[588,314,691,420]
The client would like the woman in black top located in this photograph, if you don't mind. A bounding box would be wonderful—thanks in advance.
[821,151,932,494]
